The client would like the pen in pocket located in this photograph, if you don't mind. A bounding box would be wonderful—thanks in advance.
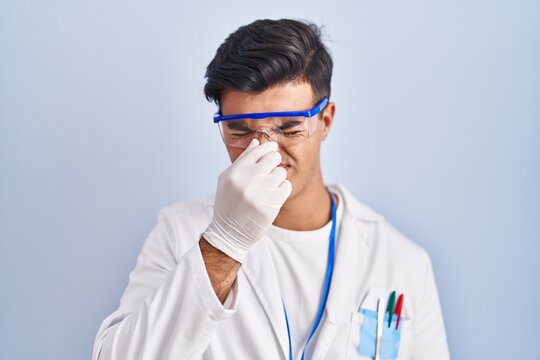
[394,294,404,330]
[375,297,384,360]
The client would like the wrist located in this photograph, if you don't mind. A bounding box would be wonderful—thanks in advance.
[202,223,248,263]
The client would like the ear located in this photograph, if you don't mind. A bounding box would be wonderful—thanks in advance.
[320,101,336,141]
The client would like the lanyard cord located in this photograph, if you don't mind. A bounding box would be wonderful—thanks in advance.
[282,188,337,360]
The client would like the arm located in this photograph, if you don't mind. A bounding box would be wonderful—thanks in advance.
[199,236,241,303]
[93,140,290,359]
[92,210,239,360]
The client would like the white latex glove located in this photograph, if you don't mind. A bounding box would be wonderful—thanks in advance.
[203,139,293,263]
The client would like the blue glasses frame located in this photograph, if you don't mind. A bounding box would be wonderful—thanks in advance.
[213,97,329,124]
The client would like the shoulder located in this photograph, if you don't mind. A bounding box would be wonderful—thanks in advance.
[378,218,432,268]
[153,193,216,258]
[332,183,436,315]
[331,183,431,266]
[159,193,215,221]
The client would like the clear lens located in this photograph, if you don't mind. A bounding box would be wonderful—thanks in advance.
[218,116,319,149]
[218,116,317,148]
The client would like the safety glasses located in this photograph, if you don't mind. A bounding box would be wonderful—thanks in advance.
[214,98,328,149]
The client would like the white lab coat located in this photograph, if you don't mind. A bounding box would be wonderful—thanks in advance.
[93,183,450,360]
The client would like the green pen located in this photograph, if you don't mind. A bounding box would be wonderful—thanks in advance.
[386,291,396,327]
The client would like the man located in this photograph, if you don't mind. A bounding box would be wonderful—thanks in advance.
[93,19,450,359]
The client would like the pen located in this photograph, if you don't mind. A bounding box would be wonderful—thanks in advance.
[394,294,404,330]
[386,291,396,327]
[375,297,384,360]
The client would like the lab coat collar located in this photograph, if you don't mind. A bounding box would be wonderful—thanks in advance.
[241,183,384,359]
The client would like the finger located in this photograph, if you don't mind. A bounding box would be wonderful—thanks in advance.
[256,151,282,174]
[276,179,293,202]
[258,166,287,188]
[234,138,260,163]
[237,141,279,165]
[259,179,292,209]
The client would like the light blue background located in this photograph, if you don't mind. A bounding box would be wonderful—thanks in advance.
[1,1,539,359]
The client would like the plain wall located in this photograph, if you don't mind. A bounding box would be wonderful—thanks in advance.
[1,1,539,359]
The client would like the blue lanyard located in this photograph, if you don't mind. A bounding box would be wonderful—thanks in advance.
[281,188,337,360]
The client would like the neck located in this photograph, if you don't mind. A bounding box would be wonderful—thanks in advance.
[272,178,337,231]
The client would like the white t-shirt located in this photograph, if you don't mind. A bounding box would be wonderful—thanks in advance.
[266,191,343,359]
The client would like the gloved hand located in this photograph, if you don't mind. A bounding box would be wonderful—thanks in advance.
[202,139,292,263]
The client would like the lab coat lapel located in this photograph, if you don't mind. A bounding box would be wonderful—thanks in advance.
[241,238,290,359]
[240,183,381,360]
[310,194,375,359]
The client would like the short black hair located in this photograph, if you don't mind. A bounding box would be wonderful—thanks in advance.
[204,18,333,108]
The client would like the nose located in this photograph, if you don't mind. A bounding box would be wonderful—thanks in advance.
[255,128,272,144]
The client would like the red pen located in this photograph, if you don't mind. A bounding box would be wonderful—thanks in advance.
[394,294,404,330]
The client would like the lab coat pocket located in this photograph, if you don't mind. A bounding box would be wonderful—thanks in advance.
[346,311,371,359]
[346,310,410,359]
[357,308,402,359]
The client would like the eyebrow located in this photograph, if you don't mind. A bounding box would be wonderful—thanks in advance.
[226,121,251,131]
[279,120,304,130]
[226,120,304,131]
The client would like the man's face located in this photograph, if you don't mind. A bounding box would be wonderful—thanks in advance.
[220,81,336,201]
